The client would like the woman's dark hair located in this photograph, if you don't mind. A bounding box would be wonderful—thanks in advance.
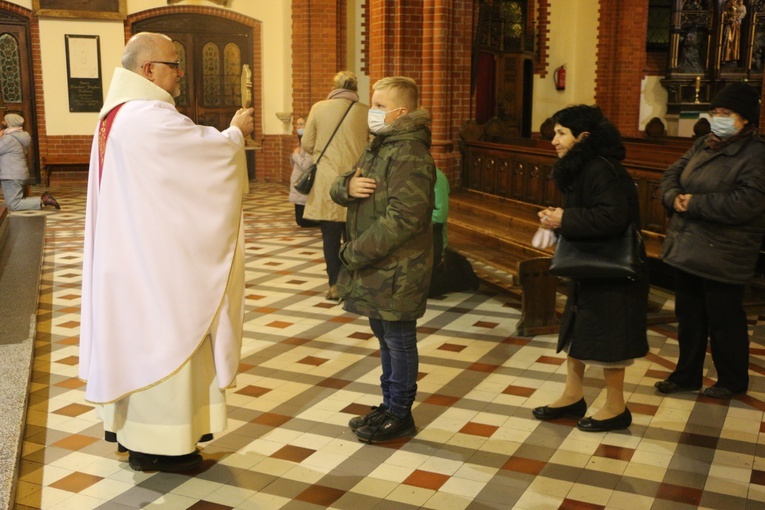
[551,104,625,161]
[551,104,606,138]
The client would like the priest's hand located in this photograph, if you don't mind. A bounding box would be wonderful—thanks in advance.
[231,108,254,137]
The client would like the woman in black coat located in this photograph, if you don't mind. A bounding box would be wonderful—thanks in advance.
[655,82,765,399]
[532,105,649,432]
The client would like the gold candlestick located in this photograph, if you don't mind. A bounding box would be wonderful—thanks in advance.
[694,76,701,104]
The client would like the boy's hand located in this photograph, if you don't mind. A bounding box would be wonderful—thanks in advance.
[349,167,377,198]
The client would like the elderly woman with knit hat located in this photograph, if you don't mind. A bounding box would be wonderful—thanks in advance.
[0,113,59,210]
[656,82,765,399]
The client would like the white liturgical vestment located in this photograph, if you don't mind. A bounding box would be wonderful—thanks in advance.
[79,67,246,413]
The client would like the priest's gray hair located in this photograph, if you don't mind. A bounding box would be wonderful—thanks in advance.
[122,32,173,72]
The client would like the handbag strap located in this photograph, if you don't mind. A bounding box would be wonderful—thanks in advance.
[314,100,356,165]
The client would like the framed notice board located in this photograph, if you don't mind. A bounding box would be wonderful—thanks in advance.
[65,35,103,113]
[33,0,127,20]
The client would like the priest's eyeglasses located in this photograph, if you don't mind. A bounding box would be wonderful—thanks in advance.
[149,61,181,71]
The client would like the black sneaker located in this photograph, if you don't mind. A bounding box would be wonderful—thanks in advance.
[128,450,203,473]
[349,405,387,430]
[355,410,416,443]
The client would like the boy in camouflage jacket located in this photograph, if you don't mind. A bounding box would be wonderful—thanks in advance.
[330,76,436,443]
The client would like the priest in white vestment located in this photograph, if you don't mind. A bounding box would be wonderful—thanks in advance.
[79,32,253,472]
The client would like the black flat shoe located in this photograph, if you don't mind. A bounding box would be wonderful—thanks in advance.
[532,398,587,420]
[577,408,632,432]
[654,380,700,394]
[703,385,745,399]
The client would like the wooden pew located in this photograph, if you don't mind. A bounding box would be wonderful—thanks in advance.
[42,156,89,186]
[456,138,684,336]
[448,188,665,336]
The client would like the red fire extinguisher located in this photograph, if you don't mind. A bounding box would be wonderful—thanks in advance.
[554,65,566,91]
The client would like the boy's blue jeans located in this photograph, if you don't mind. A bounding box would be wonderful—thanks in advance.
[369,318,418,418]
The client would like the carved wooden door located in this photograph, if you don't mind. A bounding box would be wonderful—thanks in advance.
[0,17,38,181]
[134,15,252,131]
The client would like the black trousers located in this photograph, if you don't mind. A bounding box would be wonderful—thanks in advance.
[320,221,345,286]
[294,205,319,228]
[668,268,749,392]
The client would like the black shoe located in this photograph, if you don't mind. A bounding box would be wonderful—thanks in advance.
[703,385,744,399]
[349,405,387,430]
[577,408,632,432]
[128,450,203,473]
[654,380,700,394]
[355,410,416,443]
[532,398,587,421]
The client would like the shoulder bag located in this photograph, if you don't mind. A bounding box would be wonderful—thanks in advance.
[548,158,645,281]
[294,100,356,195]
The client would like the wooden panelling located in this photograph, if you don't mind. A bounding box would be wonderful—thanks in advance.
[460,138,692,239]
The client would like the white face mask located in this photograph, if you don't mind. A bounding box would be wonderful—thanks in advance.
[367,107,403,134]
[296,128,304,136]
[710,116,740,138]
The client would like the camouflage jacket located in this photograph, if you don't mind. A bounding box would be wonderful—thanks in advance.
[330,109,436,321]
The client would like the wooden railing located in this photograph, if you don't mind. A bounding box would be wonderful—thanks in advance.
[460,137,694,241]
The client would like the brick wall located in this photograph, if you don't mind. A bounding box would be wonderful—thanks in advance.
[595,0,649,137]
[366,0,470,186]
[291,0,362,184]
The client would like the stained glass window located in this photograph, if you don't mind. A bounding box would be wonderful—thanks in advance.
[0,33,21,103]
[223,43,241,106]
[202,42,221,106]
[647,0,672,52]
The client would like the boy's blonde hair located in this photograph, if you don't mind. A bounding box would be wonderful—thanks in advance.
[373,76,418,112]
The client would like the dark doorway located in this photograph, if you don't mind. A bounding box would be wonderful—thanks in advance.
[0,12,37,181]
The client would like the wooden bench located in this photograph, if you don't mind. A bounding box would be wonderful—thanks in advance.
[448,188,665,336]
[41,156,89,186]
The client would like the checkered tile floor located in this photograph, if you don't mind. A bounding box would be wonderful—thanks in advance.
[11,183,765,509]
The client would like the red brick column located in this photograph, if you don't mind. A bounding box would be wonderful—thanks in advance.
[422,0,457,171]
[368,0,396,85]
[291,0,348,183]
[595,0,648,137]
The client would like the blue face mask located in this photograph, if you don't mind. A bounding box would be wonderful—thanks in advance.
[296,128,304,136]
[710,116,740,138]
[367,109,389,134]
[367,107,404,134]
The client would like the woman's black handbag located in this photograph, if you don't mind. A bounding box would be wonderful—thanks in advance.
[294,100,356,195]
[549,223,644,280]
[293,163,317,195]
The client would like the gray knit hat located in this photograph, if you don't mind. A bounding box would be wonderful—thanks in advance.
[3,113,24,127]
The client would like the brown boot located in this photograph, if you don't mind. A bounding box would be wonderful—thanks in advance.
[41,191,60,209]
